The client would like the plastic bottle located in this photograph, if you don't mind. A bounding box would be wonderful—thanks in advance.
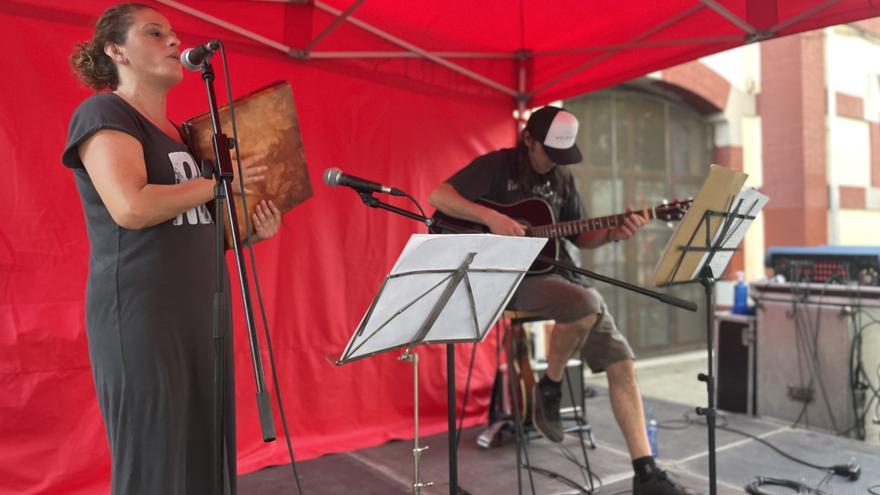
[646,407,659,458]
[732,271,748,315]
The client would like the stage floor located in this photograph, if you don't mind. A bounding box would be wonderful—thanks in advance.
[240,388,880,494]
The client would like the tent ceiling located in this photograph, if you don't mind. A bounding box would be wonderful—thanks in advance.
[3,2,880,490]
[155,0,880,106]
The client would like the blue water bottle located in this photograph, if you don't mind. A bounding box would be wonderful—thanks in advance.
[732,271,748,315]
[646,407,659,458]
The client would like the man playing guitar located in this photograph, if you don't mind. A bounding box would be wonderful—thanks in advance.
[429,106,696,495]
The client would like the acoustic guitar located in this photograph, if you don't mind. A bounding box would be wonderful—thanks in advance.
[477,323,535,448]
[511,324,536,425]
[431,197,693,274]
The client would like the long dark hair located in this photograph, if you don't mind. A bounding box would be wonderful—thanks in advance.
[513,131,573,200]
[69,3,152,90]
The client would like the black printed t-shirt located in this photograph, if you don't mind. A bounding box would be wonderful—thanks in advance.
[62,93,235,495]
[445,147,590,285]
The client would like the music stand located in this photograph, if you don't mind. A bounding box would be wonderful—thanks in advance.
[654,165,768,495]
[337,233,546,495]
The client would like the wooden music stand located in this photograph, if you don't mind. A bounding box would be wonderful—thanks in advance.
[654,164,768,495]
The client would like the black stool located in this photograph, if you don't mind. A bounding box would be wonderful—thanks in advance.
[502,311,596,447]
[478,310,598,494]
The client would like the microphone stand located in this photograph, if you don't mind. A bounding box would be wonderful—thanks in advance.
[358,192,427,223]
[196,61,276,495]
[543,257,698,312]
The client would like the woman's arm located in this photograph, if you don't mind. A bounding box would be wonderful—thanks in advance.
[80,129,265,230]
[80,129,212,229]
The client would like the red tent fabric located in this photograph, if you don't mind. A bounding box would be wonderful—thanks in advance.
[1,1,877,493]
[147,0,880,105]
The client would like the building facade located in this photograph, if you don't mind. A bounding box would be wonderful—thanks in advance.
[565,21,880,355]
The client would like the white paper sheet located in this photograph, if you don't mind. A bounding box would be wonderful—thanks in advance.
[339,234,546,363]
[701,187,769,278]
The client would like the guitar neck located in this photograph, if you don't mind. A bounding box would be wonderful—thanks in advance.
[528,208,657,239]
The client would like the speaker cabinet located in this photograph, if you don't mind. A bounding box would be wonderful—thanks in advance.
[714,313,756,415]
[755,299,853,433]
[752,282,880,439]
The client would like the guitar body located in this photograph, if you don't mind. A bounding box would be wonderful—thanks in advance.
[431,197,559,274]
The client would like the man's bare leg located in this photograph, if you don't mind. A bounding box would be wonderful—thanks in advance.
[545,314,597,381]
[541,316,697,493]
[605,359,652,459]
[534,314,596,442]
[609,358,697,494]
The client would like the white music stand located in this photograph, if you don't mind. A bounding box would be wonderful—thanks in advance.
[337,233,546,495]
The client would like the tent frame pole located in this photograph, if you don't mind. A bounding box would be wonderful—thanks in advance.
[160,0,844,107]
[311,1,520,98]
[302,0,366,54]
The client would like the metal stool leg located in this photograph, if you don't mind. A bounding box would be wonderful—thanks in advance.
[563,364,596,492]
[562,360,596,449]
[503,318,537,495]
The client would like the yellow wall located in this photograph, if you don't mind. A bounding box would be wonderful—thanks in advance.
[742,115,766,280]
[837,210,880,245]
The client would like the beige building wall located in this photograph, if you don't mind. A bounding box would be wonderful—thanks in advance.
[689,23,880,280]
[826,25,880,246]
[637,22,880,284]
[699,47,767,280]
[839,210,880,245]
[741,115,765,281]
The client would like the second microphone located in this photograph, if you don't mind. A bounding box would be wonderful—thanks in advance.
[323,168,405,196]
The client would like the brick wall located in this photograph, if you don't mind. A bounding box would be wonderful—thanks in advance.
[760,31,828,248]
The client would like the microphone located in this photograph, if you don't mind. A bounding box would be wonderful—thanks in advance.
[323,167,405,196]
[180,40,221,71]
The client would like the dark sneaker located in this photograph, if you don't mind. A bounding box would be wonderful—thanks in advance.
[532,380,564,442]
[633,470,699,495]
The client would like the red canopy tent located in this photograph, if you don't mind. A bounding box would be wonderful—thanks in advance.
[1,1,877,493]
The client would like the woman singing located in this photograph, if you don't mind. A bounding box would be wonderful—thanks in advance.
[62,3,280,493]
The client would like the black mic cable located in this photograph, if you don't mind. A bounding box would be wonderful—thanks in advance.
[209,41,306,495]
[745,476,830,495]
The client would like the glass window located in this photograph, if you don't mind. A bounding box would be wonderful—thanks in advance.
[565,87,713,356]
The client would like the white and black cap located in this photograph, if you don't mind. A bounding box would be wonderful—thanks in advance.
[525,106,582,165]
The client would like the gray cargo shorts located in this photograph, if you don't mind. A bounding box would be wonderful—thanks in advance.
[508,273,635,372]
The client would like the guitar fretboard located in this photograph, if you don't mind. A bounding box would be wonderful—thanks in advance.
[528,209,656,239]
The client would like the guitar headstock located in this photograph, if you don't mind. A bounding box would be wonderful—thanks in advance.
[654,198,694,221]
